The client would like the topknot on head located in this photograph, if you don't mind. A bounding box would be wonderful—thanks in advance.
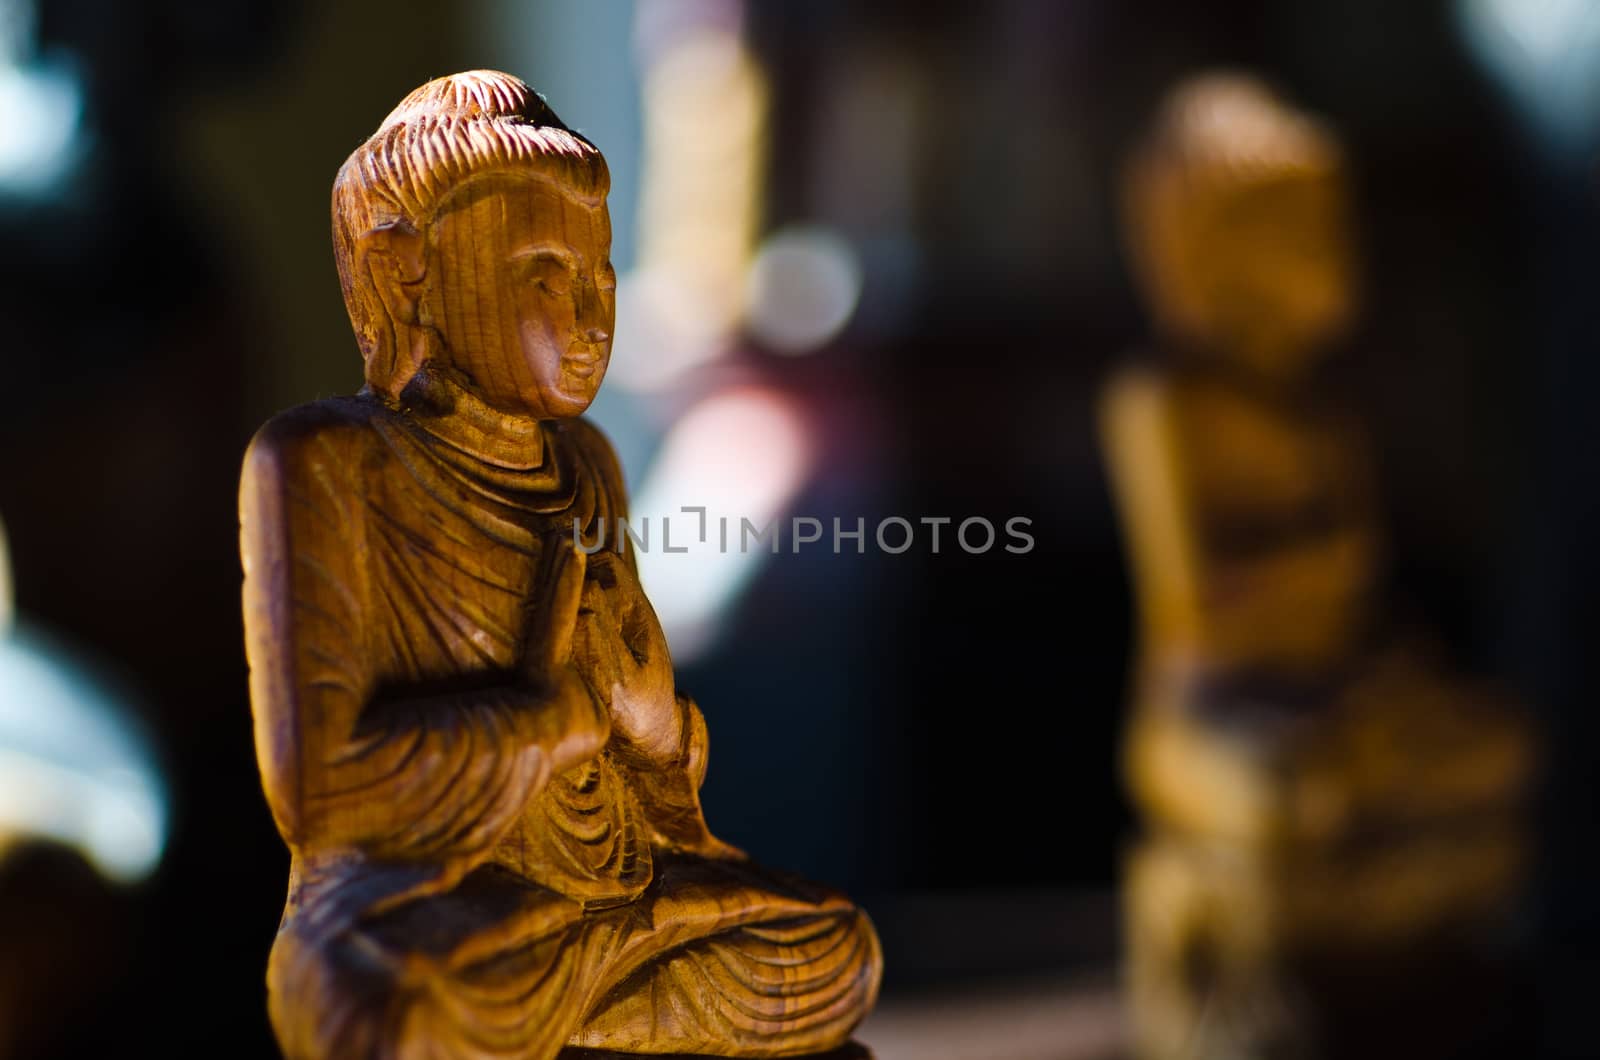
[1141,72,1343,187]
[354,70,608,204]
[381,70,552,127]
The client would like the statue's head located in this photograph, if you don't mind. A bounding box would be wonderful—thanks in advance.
[1123,74,1356,375]
[333,71,613,417]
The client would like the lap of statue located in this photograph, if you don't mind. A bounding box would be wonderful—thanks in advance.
[270,850,879,1060]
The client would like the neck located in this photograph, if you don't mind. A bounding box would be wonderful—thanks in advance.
[393,365,547,470]
[1204,324,1315,391]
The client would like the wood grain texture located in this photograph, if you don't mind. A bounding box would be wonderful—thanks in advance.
[562,1044,873,1060]
[240,71,880,1060]
[1102,74,1533,1059]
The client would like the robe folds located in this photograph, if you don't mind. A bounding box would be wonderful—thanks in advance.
[241,388,880,1059]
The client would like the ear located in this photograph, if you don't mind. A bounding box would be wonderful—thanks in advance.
[356,220,428,326]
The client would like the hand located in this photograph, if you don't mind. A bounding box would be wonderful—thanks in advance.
[532,662,610,777]
[572,551,683,764]
[519,535,609,769]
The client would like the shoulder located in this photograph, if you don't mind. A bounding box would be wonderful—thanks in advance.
[1100,357,1179,434]
[242,396,392,489]
[1102,356,1261,430]
[1103,357,1168,400]
[240,396,400,532]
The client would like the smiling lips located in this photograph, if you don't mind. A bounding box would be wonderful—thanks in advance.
[562,346,605,379]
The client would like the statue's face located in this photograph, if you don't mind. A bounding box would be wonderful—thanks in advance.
[1195,173,1355,371]
[429,175,615,418]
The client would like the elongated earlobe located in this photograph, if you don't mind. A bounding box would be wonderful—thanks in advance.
[355,220,430,397]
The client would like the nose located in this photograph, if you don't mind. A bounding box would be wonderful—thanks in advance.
[574,282,611,344]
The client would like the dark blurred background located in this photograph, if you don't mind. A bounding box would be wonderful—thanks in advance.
[0,0,1595,1056]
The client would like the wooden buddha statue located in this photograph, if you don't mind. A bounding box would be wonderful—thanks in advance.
[1101,74,1533,1057]
[239,71,880,1060]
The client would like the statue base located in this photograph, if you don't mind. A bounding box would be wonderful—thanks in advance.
[1124,832,1532,1060]
[562,1043,874,1060]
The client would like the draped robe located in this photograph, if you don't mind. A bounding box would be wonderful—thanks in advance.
[240,387,880,1059]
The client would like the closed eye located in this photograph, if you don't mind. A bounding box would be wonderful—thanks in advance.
[523,257,574,294]
[513,246,578,287]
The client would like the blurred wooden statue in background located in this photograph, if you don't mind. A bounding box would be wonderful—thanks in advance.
[1101,74,1534,1059]
[240,71,880,1060]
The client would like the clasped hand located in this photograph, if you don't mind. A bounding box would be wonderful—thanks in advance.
[520,537,681,771]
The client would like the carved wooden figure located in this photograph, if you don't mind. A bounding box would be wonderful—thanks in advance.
[240,72,880,1060]
[1101,75,1533,1059]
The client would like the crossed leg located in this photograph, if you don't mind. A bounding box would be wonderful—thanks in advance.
[268,854,880,1060]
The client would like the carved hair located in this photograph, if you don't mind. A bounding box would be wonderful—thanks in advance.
[1131,73,1342,191]
[332,70,609,395]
